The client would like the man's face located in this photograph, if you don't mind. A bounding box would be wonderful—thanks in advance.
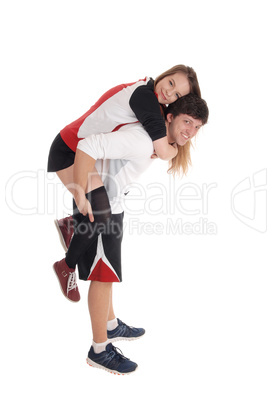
[166,113,203,146]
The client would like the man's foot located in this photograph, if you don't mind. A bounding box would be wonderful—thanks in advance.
[53,258,80,302]
[107,318,145,342]
[86,343,138,375]
[54,216,74,252]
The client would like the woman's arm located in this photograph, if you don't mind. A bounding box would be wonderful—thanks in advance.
[129,80,166,140]
[129,80,176,160]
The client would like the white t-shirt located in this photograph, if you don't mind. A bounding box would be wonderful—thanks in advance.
[77,123,154,213]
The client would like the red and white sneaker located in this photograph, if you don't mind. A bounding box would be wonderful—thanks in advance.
[53,258,80,302]
[54,216,74,251]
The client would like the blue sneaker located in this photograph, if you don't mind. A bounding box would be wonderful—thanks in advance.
[107,318,145,342]
[86,343,137,375]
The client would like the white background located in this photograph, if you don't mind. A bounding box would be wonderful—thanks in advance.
[1,0,271,401]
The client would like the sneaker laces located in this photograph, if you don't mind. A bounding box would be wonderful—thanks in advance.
[110,345,129,362]
[67,271,77,294]
[118,320,134,336]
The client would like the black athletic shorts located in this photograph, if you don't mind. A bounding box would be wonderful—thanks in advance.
[77,212,124,282]
[47,134,75,172]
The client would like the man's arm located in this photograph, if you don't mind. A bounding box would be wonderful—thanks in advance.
[73,149,96,222]
[73,127,153,220]
[77,128,153,161]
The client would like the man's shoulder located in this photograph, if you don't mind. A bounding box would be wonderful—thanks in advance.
[119,122,150,138]
[118,123,153,158]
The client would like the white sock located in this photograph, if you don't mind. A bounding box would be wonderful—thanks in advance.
[107,318,118,331]
[92,340,109,354]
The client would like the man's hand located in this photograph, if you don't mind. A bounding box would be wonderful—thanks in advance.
[74,194,94,222]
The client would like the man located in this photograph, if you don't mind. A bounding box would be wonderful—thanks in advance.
[53,94,209,375]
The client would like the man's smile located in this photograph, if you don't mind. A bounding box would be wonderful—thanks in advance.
[181,133,189,140]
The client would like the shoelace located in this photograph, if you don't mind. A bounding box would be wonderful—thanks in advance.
[109,345,129,362]
[119,320,134,335]
[67,272,77,293]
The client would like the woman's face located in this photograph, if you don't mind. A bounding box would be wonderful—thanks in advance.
[155,73,190,105]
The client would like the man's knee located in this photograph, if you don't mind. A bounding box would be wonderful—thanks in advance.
[90,281,113,289]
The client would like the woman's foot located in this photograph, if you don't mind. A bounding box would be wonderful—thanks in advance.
[54,216,74,251]
[53,258,80,302]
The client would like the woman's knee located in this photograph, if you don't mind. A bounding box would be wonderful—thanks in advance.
[56,165,75,195]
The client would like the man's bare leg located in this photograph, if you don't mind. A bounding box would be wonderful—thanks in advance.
[108,286,116,321]
[88,281,113,343]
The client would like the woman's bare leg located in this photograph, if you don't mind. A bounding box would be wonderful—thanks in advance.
[56,165,104,194]
[56,165,76,195]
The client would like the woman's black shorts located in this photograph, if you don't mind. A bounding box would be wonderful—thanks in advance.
[47,134,75,172]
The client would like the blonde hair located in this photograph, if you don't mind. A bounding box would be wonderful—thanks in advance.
[154,65,201,97]
[167,141,192,177]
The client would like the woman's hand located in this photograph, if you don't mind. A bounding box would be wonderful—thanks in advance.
[152,137,178,161]
[74,195,94,222]
[151,142,177,160]
[151,150,158,159]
